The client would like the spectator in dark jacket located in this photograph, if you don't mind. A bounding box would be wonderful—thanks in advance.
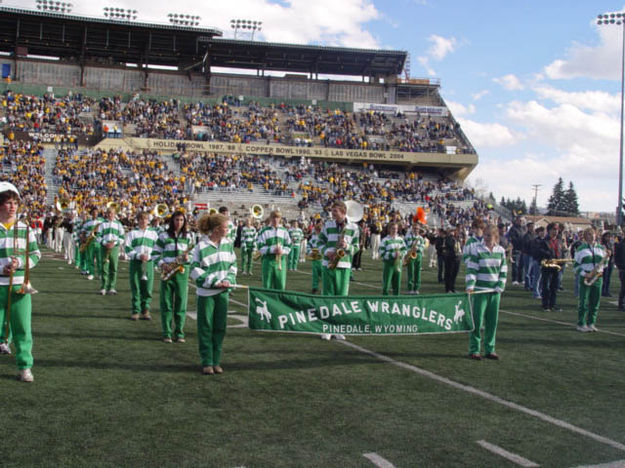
[521,222,535,290]
[613,234,625,310]
[507,216,525,284]
[536,223,562,311]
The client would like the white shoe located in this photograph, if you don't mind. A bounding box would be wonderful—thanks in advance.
[320,334,331,341]
[19,368,34,383]
[588,324,598,332]
[87,275,94,280]
[576,325,590,332]
[100,289,106,295]
[333,334,346,340]
[107,289,117,295]
[512,281,520,286]
[0,342,11,354]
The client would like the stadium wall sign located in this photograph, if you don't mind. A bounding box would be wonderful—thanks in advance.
[126,137,478,168]
[247,287,475,336]
[353,102,449,116]
[6,130,99,146]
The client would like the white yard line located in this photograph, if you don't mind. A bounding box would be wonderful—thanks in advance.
[339,340,625,453]
[572,460,625,468]
[362,452,396,468]
[477,440,539,467]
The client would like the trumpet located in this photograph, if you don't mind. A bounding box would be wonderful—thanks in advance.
[16,215,37,295]
[306,248,322,261]
[540,258,573,271]
[250,204,264,219]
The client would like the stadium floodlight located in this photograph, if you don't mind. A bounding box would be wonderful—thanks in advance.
[103,7,138,21]
[230,18,262,40]
[36,0,73,13]
[168,13,201,27]
[598,10,625,225]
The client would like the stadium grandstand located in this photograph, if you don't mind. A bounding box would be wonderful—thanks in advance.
[0,4,486,225]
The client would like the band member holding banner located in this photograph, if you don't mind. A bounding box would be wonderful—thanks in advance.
[0,182,41,382]
[379,222,406,296]
[574,227,607,332]
[288,220,303,271]
[153,210,192,343]
[190,213,237,375]
[307,221,324,294]
[125,211,159,321]
[98,206,125,295]
[240,217,257,276]
[404,223,426,294]
[466,224,507,361]
[256,210,291,290]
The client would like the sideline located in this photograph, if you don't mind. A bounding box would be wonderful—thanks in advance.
[477,440,539,467]
[339,340,625,453]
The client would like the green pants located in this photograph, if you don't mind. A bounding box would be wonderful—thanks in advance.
[129,260,154,315]
[0,285,33,370]
[382,261,402,296]
[240,247,254,274]
[578,277,602,326]
[262,255,287,290]
[469,292,501,355]
[406,254,422,291]
[74,240,82,268]
[159,269,189,339]
[288,246,301,270]
[197,292,229,367]
[311,260,322,292]
[100,246,120,291]
[322,267,350,296]
[81,242,100,275]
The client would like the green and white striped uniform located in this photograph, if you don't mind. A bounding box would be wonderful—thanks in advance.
[319,220,359,269]
[125,227,159,259]
[404,232,426,256]
[152,231,194,268]
[574,242,607,278]
[240,226,257,250]
[465,243,507,292]
[190,237,237,296]
[256,226,292,258]
[98,220,125,247]
[0,221,41,286]
[379,235,407,262]
[227,220,236,243]
[80,217,103,242]
[463,235,483,264]
[289,228,303,246]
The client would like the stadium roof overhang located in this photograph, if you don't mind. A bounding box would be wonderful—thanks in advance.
[0,6,406,78]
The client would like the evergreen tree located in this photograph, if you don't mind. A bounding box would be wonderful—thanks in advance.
[547,178,565,216]
[564,182,580,216]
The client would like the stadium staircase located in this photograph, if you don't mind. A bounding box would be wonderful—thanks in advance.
[44,146,59,205]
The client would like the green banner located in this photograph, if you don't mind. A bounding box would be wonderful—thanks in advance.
[248,288,475,336]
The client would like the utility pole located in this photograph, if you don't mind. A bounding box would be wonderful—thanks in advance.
[531,184,542,215]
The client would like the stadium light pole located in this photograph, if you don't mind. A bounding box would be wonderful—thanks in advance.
[230,19,262,40]
[36,0,73,13]
[168,13,201,27]
[103,7,138,21]
[598,11,625,226]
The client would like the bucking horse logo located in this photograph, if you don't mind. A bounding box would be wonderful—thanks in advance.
[454,300,465,323]
[255,298,272,323]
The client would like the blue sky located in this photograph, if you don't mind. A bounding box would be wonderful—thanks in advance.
[5,0,623,213]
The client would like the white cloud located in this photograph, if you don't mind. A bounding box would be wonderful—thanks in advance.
[472,90,490,101]
[544,23,623,80]
[493,74,524,91]
[426,35,459,61]
[532,86,619,115]
[458,119,521,149]
[446,100,476,117]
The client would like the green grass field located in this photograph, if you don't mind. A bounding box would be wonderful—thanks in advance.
[1,249,624,467]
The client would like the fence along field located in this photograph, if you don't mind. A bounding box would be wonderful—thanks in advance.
[0,250,623,466]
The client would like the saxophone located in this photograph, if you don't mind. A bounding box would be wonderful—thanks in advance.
[403,238,419,266]
[540,258,573,271]
[161,242,194,281]
[584,255,610,286]
[79,222,100,253]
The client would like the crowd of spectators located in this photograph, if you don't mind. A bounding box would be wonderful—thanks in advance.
[0,140,47,216]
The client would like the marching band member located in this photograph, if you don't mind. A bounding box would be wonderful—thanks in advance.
[369,217,382,260]
[288,220,303,271]
[466,224,507,361]
[536,223,562,312]
[218,206,236,243]
[378,222,406,296]
[239,217,257,276]
[190,213,237,375]
[574,227,607,332]
[404,223,426,294]
[80,207,102,280]
[0,182,41,382]
[98,206,125,295]
[153,210,192,343]
[125,211,159,321]
[256,210,291,290]
[319,201,360,340]
[307,221,324,294]
[462,218,485,265]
